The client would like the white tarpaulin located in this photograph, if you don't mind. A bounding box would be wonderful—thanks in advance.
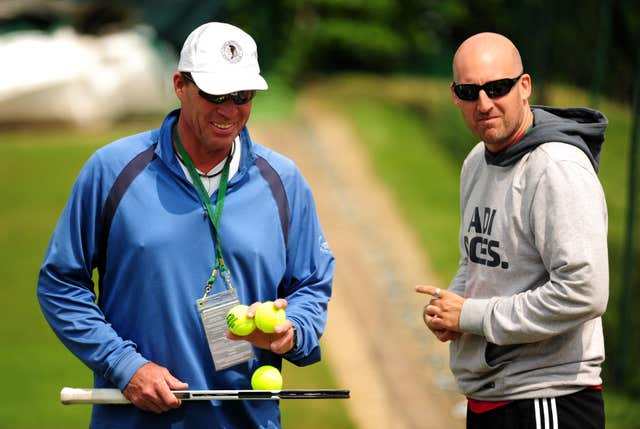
[0,25,177,126]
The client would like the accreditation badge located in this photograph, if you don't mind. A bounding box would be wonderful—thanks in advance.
[197,288,254,370]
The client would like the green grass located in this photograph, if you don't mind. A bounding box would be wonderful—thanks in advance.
[251,74,298,124]
[0,100,352,427]
[603,390,640,429]
[0,131,107,428]
[3,73,638,428]
[344,100,462,277]
[281,360,355,428]
[314,74,471,281]
[310,73,640,429]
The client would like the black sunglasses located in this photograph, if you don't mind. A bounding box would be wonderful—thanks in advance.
[452,73,524,101]
[181,72,256,105]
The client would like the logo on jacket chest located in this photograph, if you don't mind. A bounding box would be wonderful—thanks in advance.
[463,207,509,269]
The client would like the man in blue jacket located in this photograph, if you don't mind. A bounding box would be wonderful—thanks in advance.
[37,22,335,428]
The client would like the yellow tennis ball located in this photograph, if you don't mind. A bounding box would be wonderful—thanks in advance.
[226,305,256,336]
[251,365,283,390]
[254,301,286,333]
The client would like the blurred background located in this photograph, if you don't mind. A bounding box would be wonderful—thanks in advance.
[1,0,639,428]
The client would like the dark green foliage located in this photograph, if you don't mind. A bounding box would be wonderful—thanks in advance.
[218,0,640,105]
[222,0,448,85]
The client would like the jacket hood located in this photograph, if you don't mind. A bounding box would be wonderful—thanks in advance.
[485,106,608,172]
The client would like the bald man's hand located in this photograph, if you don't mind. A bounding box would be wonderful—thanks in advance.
[416,285,464,342]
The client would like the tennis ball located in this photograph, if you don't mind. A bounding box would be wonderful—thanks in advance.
[251,365,283,390]
[226,305,256,336]
[254,301,286,333]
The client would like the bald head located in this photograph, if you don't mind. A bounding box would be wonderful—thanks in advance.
[453,33,523,84]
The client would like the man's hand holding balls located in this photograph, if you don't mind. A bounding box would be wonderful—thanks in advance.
[226,298,296,354]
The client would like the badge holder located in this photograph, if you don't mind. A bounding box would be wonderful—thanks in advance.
[197,267,254,371]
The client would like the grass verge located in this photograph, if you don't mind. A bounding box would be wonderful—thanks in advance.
[311,73,640,429]
[0,101,352,427]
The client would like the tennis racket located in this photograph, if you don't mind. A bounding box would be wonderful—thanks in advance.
[60,387,350,404]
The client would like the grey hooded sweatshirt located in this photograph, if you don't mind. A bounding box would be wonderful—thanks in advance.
[448,106,609,400]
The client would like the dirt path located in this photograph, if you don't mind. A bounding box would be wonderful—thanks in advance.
[252,92,466,429]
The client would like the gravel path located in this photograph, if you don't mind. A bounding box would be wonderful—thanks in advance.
[252,92,466,429]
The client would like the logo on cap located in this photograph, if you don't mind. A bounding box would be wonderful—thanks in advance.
[221,41,243,63]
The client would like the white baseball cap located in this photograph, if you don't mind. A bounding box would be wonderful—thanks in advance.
[178,22,268,94]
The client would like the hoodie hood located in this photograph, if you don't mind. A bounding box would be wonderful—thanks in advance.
[485,106,608,172]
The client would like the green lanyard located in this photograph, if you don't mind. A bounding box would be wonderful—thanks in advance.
[173,125,233,297]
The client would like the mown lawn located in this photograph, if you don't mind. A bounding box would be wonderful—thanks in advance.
[2,73,638,429]
[312,73,640,429]
[0,78,354,429]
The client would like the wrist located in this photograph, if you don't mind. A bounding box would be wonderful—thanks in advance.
[289,325,299,353]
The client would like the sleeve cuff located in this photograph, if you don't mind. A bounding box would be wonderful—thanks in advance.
[459,298,491,336]
[109,352,149,391]
[282,319,321,365]
[283,321,301,358]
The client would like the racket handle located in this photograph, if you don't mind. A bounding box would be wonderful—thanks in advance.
[61,387,130,404]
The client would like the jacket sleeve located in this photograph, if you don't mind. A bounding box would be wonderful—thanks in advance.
[459,158,609,344]
[448,257,468,297]
[37,153,148,390]
[449,154,471,297]
[279,173,335,366]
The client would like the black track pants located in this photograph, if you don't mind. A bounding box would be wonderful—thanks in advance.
[466,388,604,429]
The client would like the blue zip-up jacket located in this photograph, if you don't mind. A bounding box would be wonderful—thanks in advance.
[37,110,335,428]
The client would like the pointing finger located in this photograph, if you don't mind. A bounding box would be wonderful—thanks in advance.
[415,285,438,297]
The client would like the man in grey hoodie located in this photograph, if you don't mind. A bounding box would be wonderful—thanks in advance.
[417,32,608,429]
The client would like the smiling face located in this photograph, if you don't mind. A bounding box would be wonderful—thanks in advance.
[173,72,252,170]
[451,33,532,153]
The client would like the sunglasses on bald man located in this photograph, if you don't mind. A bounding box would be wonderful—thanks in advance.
[181,72,256,105]
[452,73,524,101]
